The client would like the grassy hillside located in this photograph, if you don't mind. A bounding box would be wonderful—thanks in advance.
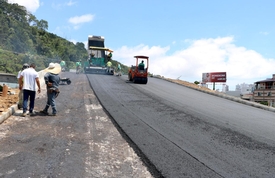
[0,0,90,73]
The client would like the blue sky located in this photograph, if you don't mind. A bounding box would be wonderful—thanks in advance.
[8,0,275,91]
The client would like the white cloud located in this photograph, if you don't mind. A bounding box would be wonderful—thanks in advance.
[52,0,76,10]
[70,39,77,44]
[51,3,62,10]
[83,40,88,49]
[260,31,269,35]
[66,0,77,6]
[73,25,80,30]
[8,0,40,13]
[68,14,94,25]
[114,36,275,90]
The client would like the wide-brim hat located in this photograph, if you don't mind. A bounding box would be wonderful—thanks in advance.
[44,63,61,74]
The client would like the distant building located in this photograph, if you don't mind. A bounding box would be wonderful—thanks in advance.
[235,84,241,91]
[222,84,229,92]
[235,83,254,95]
[228,83,254,100]
[253,74,275,105]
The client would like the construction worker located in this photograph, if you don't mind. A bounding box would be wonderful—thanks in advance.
[76,60,82,74]
[60,60,66,71]
[40,63,61,116]
[19,63,41,117]
[107,52,112,60]
[17,63,29,109]
[89,53,95,66]
[117,63,121,76]
[106,60,112,67]
[106,60,112,73]
[138,60,145,70]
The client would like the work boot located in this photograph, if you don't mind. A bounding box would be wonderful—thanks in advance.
[40,110,49,115]
[29,112,36,116]
[21,112,27,117]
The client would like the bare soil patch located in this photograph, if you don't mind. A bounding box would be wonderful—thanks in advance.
[0,89,19,114]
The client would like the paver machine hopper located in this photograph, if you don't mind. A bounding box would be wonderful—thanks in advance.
[128,56,149,84]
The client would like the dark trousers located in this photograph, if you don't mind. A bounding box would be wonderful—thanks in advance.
[23,89,36,113]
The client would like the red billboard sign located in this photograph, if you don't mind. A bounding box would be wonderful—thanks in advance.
[202,72,226,83]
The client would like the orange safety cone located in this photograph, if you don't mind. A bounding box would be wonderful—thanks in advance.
[2,84,8,97]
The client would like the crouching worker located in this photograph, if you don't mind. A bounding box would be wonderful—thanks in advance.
[40,63,61,116]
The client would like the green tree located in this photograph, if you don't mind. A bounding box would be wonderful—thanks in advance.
[194,81,200,85]
[0,1,91,74]
[37,19,48,31]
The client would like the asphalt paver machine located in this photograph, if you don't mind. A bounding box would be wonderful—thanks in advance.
[84,47,114,75]
[84,35,114,75]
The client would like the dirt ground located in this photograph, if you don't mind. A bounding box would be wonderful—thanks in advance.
[0,78,214,115]
[0,88,19,114]
[165,78,214,92]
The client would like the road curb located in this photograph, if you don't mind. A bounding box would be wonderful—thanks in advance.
[0,103,18,124]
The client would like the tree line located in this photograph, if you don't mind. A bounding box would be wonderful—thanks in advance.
[0,0,88,73]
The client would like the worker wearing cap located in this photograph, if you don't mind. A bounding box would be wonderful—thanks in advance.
[60,60,66,71]
[76,60,82,74]
[17,63,29,109]
[19,63,41,117]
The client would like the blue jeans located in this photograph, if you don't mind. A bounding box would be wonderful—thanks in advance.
[43,91,57,114]
[23,89,36,113]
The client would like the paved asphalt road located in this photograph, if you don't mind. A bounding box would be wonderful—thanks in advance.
[88,74,275,178]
